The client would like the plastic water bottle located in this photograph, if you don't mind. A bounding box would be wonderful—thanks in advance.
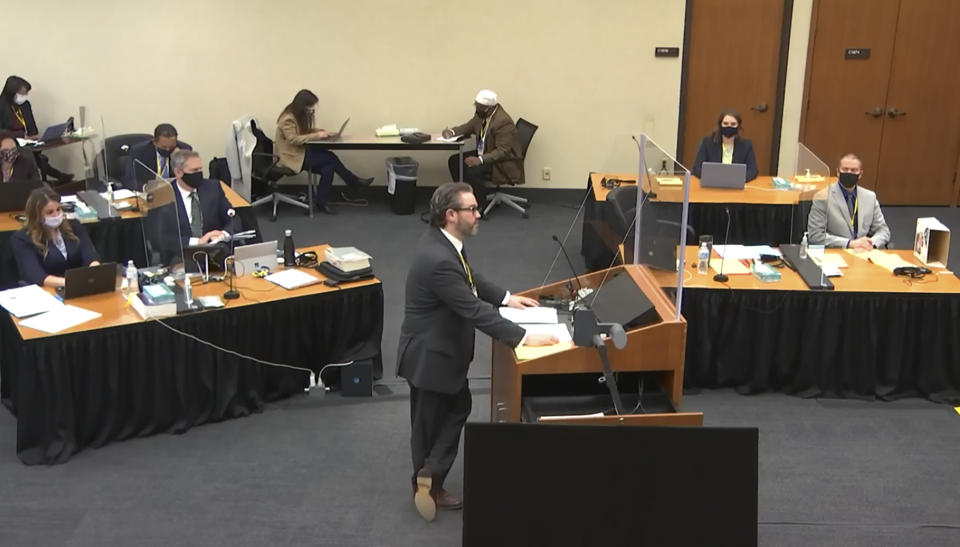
[799,232,809,259]
[697,242,710,274]
[283,229,296,267]
[183,277,194,307]
[125,260,138,295]
[107,181,114,206]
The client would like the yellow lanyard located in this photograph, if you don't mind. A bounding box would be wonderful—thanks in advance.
[157,154,167,177]
[13,107,26,131]
[458,252,476,295]
[478,117,490,142]
[848,193,859,236]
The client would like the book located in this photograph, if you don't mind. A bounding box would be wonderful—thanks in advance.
[325,247,372,272]
[132,293,177,319]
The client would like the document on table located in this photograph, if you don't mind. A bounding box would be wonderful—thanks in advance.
[709,257,750,275]
[499,306,558,324]
[264,269,321,290]
[811,253,848,269]
[846,249,915,272]
[434,135,462,143]
[19,305,101,334]
[0,284,63,318]
[715,245,781,260]
[101,189,136,200]
[514,323,575,361]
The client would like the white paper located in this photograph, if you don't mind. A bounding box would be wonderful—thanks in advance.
[264,269,321,290]
[16,138,39,146]
[434,135,462,143]
[715,245,782,261]
[19,305,101,334]
[820,264,843,277]
[519,323,572,343]
[745,245,781,257]
[499,306,558,324]
[0,284,64,318]
[101,189,136,200]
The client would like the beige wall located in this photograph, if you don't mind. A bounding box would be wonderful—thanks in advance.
[7,0,809,188]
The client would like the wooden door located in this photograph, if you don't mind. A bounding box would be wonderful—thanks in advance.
[680,0,788,176]
[800,0,900,191]
[873,0,960,205]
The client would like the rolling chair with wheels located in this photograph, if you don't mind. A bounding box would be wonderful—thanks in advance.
[97,133,152,189]
[482,118,537,218]
[248,120,310,221]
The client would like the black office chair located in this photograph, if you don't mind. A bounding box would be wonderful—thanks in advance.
[482,118,537,218]
[248,120,309,221]
[98,133,152,188]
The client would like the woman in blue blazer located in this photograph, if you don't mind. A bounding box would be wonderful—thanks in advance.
[10,187,99,287]
[691,109,759,182]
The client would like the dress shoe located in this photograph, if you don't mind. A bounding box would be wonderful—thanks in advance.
[436,489,462,511]
[356,177,374,187]
[413,468,436,522]
[317,203,337,215]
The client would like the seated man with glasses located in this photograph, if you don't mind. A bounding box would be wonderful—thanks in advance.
[807,152,890,250]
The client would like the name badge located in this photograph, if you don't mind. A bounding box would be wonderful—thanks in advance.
[476,140,485,156]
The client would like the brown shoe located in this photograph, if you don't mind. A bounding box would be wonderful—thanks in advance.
[436,489,462,511]
[413,468,436,521]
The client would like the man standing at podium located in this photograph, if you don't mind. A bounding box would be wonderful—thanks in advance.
[397,182,557,522]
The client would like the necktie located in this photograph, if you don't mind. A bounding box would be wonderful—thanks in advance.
[189,191,203,237]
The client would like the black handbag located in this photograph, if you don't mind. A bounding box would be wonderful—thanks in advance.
[400,132,431,144]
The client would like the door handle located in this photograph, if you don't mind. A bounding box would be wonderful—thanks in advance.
[864,107,884,118]
[750,103,769,113]
[887,107,906,118]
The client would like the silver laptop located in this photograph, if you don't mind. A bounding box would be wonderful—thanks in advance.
[700,162,747,189]
[326,118,350,141]
[233,240,278,277]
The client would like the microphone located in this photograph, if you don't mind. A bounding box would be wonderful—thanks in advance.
[713,207,732,283]
[552,234,583,301]
[134,157,174,183]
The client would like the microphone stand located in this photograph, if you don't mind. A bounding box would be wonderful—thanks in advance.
[223,256,239,300]
[573,309,628,415]
[552,234,592,308]
[713,207,732,283]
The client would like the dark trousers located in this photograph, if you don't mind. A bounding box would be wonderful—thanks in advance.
[303,148,362,206]
[408,380,472,491]
[448,151,492,206]
[32,151,70,182]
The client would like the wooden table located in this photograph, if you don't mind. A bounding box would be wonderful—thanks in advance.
[648,247,960,402]
[0,245,383,464]
[582,171,834,270]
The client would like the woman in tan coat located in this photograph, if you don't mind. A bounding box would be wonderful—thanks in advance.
[274,89,372,214]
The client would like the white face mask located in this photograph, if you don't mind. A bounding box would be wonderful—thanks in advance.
[43,213,64,228]
[13,94,28,105]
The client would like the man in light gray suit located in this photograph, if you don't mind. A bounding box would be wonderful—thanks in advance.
[807,153,890,250]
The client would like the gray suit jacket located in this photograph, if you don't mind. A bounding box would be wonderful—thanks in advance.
[807,183,890,248]
[397,227,525,394]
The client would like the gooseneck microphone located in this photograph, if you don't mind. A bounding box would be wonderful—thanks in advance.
[552,234,584,300]
[713,207,732,283]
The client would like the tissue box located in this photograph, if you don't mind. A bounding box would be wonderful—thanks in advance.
[913,217,950,268]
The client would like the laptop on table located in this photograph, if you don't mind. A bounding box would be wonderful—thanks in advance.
[56,262,120,299]
[37,117,75,143]
[700,162,747,189]
[0,180,45,212]
[326,118,350,141]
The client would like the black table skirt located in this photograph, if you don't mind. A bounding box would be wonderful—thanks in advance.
[1,283,383,465]
[580,176,807,271]
[680,288,960,403]
[1,208,262,290]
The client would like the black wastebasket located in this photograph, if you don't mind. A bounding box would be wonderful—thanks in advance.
[388,157,419,215]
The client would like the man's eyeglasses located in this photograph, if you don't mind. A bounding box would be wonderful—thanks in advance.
[452,205,481,214]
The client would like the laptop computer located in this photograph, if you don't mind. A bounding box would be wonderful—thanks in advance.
[326,118,350,141]
[56,262,120,299]
[700,162,747,189]
[0,180,45,212]
[233,240,278,277]
[38,117,74,143]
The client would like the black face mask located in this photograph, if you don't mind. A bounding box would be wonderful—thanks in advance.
[181,171,203,188]
[838,172,859,189]
[720,126,739,138]
[157,147,173,158]
[476,107,494,119]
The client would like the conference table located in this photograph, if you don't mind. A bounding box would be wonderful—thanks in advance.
[0,245,383,465]
[306,134,467,181]
[0,182,260,290]
[648,247,960,403]
[581,172,832,271]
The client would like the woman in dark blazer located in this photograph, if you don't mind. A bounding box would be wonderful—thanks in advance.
[691,109,758,182]
[0,130,41,183]
[10,187,99,287]
[0,75,73,183]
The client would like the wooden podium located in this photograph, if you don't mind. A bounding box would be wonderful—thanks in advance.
[490,264,703,426]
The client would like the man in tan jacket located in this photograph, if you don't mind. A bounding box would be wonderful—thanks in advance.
[443,90,524,209]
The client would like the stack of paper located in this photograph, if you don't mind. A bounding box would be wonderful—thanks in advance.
[19,305,101,334]
[499,306,558,324]
[264,269,320,290]
[0,285,63,318]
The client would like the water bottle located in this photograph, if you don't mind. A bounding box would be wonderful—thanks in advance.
[125,260,138,295]
[283,229,296,267]
[183,277,194,307]
[697,242,710,274]
[107,181,114,206]
[799,232,808,259]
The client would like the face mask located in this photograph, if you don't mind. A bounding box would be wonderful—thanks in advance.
[13,94,28,105]
[181,171,204,188]
[0,148,18,163]
[43,213,64,228]
[838,172,860,189]
[720,126,739,138]
[157,147,173,158]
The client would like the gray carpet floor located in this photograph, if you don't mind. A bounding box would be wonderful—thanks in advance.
[1,183,958,546]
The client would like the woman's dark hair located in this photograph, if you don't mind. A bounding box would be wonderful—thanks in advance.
[279,89,319,133]
[1,76,31,103]
[711,109,743,144]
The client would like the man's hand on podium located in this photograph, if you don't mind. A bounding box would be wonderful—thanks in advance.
[523,333,560,347]
[506,294,539,309]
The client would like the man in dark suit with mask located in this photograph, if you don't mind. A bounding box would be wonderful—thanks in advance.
[124,123,192,190]
[168,149,232,249]
[397,182,557,522]
[807,153,890,249]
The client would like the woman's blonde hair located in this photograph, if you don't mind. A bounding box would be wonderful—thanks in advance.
[23,187,76,257]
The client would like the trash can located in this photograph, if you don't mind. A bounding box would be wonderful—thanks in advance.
[387,156,419,215]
